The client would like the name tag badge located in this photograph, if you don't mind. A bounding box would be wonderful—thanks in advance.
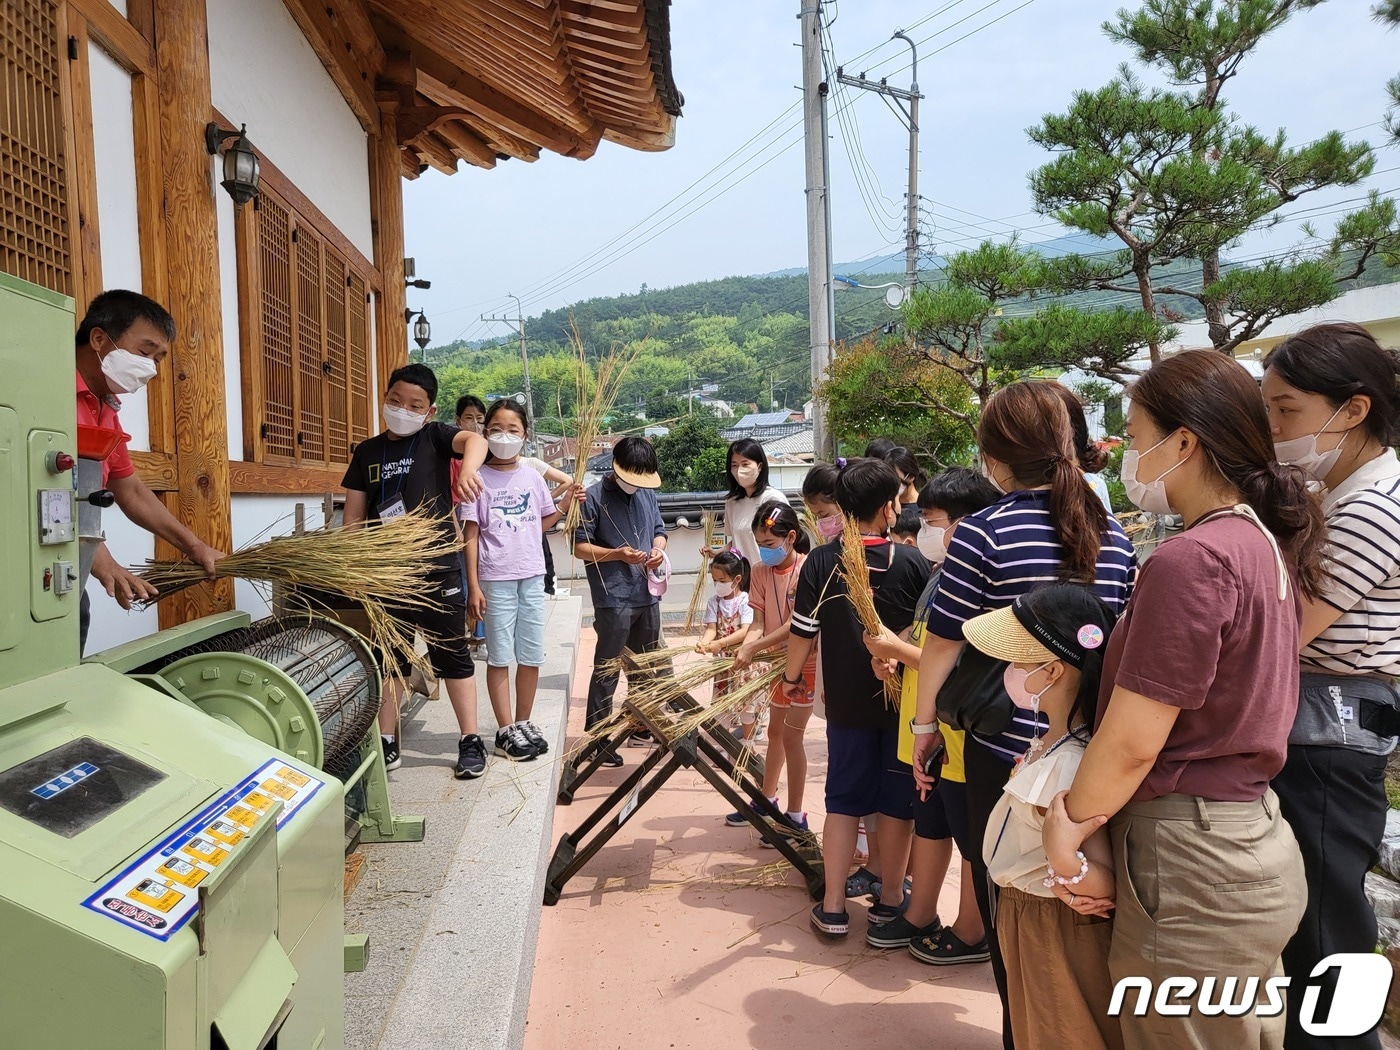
[378,496,407,520]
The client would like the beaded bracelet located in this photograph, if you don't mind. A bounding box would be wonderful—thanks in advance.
[1043,850,1089,889]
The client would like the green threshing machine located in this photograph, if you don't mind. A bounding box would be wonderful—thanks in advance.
[0,272,418,1048]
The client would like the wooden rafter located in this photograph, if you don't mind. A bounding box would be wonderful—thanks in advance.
[434,121,498,168]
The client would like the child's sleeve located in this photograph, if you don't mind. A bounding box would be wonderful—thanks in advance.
[738,593,754,626]
[341,446,367,492]
[704,594,720,625]
[926,518,994,641]
[573,488,598,547]
[459,488,483,525]
[427,421,459,460]
[790,553,825,639]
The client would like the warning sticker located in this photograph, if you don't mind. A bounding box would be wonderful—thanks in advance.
[128,878,184,913]
[156,856,207,889]
[83,758,326,941]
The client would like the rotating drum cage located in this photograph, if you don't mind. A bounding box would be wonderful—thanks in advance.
[134,616,381,781]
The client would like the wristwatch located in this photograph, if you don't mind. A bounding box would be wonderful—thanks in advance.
[909,720,939,736]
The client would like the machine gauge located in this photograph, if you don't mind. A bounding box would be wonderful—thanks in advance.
[37,488,74,545]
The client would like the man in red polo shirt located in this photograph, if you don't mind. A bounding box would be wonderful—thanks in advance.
[76,290,223,651]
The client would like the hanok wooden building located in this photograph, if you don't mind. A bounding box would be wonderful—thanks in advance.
[1,0,681,652]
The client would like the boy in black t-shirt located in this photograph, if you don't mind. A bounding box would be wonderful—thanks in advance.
[342,364,489,779]
[784,458,929,938]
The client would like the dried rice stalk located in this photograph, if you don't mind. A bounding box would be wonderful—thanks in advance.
[838,515,901,707]
[562,319,643,536]
[683,509,717,632]
[134,508,457,679]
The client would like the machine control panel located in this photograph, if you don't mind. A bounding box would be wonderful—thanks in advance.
[37,488,74,545]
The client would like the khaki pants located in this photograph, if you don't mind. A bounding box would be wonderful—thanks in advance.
[998,885,1124,1050]
[1109,790,1306,1050]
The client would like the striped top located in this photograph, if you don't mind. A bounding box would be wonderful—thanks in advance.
[1304,448,1400,678]
[927,489,1138,761]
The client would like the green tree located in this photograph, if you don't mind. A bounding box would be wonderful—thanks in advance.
[1029,0,1388,360]
[652,413,727,493]
[818,336,976,467]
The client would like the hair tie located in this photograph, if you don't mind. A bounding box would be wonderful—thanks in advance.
[836,457,847,468]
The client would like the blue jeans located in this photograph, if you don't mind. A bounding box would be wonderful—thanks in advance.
[481,576,547,668]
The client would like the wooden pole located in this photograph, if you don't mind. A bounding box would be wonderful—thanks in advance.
[152,0,234,624]
[371,99,409,395]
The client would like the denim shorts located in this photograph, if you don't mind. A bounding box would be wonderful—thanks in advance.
[825,722,915,820]
[482,576,547,668]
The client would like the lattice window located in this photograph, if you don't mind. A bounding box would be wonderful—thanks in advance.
[0,0,71,295]
[347,272,371,451]
[249,185,374,467]
[257,193,296,459]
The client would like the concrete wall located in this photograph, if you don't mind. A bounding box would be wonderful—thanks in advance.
[1172,284,1400,354]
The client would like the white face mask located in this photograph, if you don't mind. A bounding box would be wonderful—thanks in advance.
[714,580,736,599]
[733,463,760,488]
[487,433,524,460]
[101,347,158,395]
[1121,433,1187,515]
[982,460,1006,495]
[383,405,428,437]
[615,477,639,495]
[917,524,947,563]
[1273,404,1351,483]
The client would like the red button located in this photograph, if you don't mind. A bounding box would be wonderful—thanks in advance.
[52,452,75,473]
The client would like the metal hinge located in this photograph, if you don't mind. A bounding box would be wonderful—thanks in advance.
[260,423,269,439]
[296,432,304,446]
[68,37,78,61]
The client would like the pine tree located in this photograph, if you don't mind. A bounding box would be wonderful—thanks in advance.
[1028,0,1394,361]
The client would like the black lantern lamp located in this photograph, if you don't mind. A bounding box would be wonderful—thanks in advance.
[411,311,431,351]
[205,122,260,206]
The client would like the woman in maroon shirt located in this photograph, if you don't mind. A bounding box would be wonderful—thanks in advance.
[1046,350,1327,1050]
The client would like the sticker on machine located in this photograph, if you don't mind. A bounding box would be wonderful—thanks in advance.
[82,758,326,940]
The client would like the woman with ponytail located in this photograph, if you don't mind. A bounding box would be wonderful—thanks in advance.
[1048,349,1320,1050]
[906,381,1135,1046]
[1263,322,1400,1050]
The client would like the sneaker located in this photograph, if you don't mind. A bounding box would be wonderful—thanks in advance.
[866,914,941,950]
[381,736,401,771]
[599,747,623,768]
[810,904,850,937]
[454,734,486,780]
[494,724,540,762]
[760,812,810,848]
[725,796,778,826]
[907,927,992,966]
[627,729,656,748]
[519,720,550,755]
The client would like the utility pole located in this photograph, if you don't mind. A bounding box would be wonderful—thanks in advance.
[800,0,834,459]
[837,31,923,293]
[482,294,534,423]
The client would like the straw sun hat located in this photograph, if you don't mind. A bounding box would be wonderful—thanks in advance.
[962,592,1107,668]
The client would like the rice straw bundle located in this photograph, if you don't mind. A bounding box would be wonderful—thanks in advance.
[134,508,461,677]
[683,509,717,632]
[562,320,644,536]
[798,506,821,550]
[837,515,901,707]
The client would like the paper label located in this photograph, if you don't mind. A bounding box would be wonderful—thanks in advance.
[83,758,326,941]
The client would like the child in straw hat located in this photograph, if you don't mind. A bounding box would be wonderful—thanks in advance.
[964,584,1123,1050]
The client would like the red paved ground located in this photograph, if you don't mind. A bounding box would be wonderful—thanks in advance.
[524,630,1002,1050]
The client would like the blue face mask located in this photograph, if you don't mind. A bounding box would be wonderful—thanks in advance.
[757,543,790,567]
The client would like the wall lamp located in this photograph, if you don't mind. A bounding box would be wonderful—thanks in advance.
[205,122,260,206]
[406,309,431,351]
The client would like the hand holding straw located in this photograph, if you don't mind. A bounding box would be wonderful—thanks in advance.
[837,515,902,706]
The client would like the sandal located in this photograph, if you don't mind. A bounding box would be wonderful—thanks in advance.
[845,866,880,898]
[867,874,913,902]
[907,926,992,966]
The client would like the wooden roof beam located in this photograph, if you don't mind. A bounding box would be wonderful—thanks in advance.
[415,63,596,159]
[434,120,499,169]
[411,133,459,175]
[283,0,383,134]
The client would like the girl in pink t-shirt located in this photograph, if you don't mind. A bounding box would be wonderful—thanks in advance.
[462,400,582,761]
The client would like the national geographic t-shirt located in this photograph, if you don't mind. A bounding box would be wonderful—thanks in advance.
[342,422,462,578]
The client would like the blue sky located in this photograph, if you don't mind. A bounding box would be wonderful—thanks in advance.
[402,0,1400,346]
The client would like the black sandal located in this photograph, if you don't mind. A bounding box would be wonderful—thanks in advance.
[907,927,991,966]
[845,866,879,898]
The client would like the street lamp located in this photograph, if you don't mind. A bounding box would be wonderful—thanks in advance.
[833,274,905,308]
[405,309,431,357]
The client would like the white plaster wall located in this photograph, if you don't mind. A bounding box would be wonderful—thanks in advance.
[217,191,244,460]
[207,0,373,259]
[106,0,127,14]
[88,40,149,451]
[231,495,329,620]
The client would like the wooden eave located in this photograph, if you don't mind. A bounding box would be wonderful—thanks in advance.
[350,0,681,177]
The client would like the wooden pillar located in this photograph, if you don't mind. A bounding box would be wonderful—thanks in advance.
[371,99,408,389]
[152,0,234,624]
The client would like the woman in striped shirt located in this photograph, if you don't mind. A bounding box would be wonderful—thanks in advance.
[910,380,1137,1050]
[1263,323,1400,1050]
